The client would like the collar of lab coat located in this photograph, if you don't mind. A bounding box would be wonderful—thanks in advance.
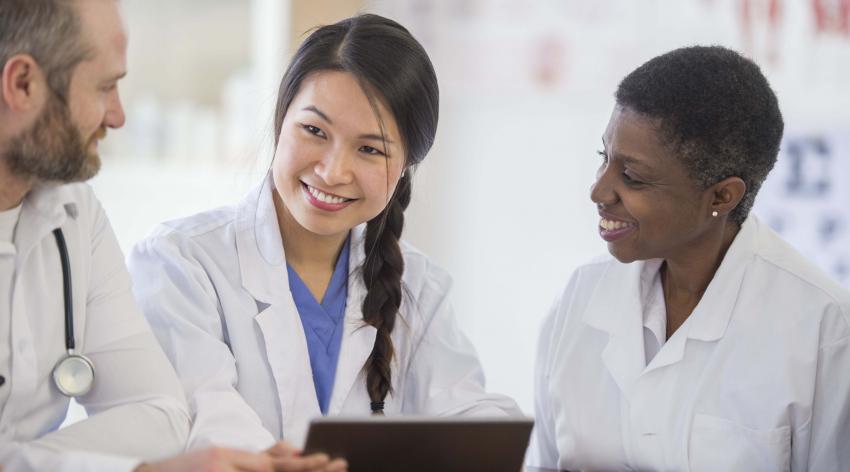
[14,182,79,261]
[581,216,758,395]
[233,174,368,305]
[234,175,376,436]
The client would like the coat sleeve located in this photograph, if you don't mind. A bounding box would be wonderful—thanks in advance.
[400,261,522,417]
[0,445,141,472]
[525,267,588,470]
[524,297,563,470]
[801,303,850,472]
[127,232,276,452]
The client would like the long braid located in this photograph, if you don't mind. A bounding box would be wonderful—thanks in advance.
[361,172,412,414]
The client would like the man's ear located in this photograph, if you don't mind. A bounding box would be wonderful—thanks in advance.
[1,54,49,112]
[708,176,746,218]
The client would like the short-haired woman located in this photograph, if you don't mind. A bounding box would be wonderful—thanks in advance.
[527,46,850,471]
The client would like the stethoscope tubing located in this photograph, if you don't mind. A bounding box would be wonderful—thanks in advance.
[53,228,75,351]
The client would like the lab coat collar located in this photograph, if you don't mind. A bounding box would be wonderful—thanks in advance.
[235,175,287,304]
[234,174,370,304]
[582,216,759,392]
[236,175,376,439]
[678,215,757,342]
[643,217,756,373]
[15,182,78,261]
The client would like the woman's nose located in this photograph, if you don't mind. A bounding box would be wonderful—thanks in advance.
[315,147,354,186]
[589,166,617,207]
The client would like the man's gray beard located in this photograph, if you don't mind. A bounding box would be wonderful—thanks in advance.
[4,95,100,184]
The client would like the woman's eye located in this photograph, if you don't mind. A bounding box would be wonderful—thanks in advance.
[623,172,644,186]
[359,145,385,156]
[301,124,326,138]
[596,150,609,164]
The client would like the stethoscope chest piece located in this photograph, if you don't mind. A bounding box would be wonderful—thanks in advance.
[51,228,95,398]
[53,350,95,397]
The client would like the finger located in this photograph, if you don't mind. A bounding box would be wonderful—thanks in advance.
[266,441,301,458]
[323,458,348,472]
[202,448,273,472]
[271,453,331,472]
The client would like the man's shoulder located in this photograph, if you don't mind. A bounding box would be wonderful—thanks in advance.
[29,181,100,214]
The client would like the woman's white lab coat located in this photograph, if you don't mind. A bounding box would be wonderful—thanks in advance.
[128,177,520,450]
[526,216,850,472]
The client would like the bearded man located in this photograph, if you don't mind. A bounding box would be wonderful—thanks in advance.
[0,2,345,472]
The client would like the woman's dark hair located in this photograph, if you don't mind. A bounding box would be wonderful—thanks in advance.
[272,14,439,414]
[615,45,784,225]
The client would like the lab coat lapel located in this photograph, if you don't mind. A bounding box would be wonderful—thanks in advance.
[328,225,376,414]
[582,260,647,397]
[645,218,757,373]
[236,176,321,438]
[14,183,75,264]
[255,302,321,440]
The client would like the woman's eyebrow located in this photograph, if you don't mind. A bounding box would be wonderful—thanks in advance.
[302,106,395,144]
[618,153,652,169]
[303,105,332,124]
[359,133,395,144]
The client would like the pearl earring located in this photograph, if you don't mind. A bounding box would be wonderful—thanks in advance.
[711,210,719,217]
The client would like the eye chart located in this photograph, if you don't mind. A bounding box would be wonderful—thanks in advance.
[754,130,850,288]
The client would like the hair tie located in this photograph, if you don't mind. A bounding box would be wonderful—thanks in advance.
[370,401,385,413]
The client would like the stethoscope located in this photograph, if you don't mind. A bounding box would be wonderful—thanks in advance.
[51,228,95,397]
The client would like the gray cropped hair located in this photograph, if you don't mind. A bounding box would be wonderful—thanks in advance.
[615,46,784,226]
[0,0,91,100]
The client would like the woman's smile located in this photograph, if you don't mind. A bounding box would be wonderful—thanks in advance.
[301,181,356,212]
[597,214,637,242]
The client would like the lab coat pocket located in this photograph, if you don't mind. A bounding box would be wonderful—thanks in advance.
[688,413,790,472]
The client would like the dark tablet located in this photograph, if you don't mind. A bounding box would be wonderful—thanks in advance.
[303,416,534,472]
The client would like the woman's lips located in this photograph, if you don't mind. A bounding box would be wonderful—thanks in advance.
[301,182,355,212]
[598,217,637,242]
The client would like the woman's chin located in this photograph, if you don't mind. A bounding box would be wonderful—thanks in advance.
[608,245,640,264]
[291,214,352,239]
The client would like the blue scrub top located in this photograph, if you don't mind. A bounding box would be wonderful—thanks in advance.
[286,236,350,414]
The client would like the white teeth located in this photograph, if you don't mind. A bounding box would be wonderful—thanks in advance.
[600,218,634,231]
[307,185,348,204]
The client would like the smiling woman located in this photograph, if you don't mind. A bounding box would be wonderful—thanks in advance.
[272,71,405,246]
[127,12,520,460]
[527,46,850,472]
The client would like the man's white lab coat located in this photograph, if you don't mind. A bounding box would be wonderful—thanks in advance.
[0,183,190,471]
